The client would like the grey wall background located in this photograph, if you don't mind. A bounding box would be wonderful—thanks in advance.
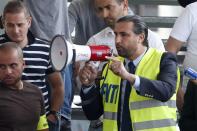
[0,0,9,34]
[0,0,8,13]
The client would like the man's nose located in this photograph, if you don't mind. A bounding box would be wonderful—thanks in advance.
[13,26,20,33]
[115,34,121,44]
[101,9,109,18]
[5,67,12,74]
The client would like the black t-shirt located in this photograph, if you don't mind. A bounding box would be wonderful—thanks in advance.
[0,82,45,131]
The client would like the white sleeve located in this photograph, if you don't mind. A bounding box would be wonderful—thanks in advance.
[86,35,101,68]
[147,29,165,51]
[170,7,193,42]
[87,36,97,45]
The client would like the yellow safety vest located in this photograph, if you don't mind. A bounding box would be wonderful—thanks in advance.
[100,48,180,131]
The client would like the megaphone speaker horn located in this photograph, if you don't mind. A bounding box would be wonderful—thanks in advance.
[50,35,113,71]
[50,35,73,71]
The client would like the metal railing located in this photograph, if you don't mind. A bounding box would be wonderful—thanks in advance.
[142,16,176,28]
[129,0,178,5]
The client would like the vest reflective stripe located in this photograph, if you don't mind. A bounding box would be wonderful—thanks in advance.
[100,59,123,131]
[133,118,176,130]
[130,99,176,110]
[103,111,117,120]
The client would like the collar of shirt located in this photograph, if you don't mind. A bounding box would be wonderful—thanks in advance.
[126,47,148,67]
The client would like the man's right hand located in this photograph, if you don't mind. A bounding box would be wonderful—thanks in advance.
[79,62,98,86]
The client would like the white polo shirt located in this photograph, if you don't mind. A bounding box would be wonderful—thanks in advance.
[170,2,197,71]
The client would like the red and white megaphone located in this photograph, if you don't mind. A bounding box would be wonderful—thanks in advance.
[50,35,113,71]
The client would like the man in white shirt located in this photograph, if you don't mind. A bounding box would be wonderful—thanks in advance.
[85,0,165,73]
[166,1,197,72]
[87,0,165,52]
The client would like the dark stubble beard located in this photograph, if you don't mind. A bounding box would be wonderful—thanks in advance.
[117,46,133,59]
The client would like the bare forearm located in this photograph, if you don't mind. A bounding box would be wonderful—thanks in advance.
[50,86,64,111]
[47,72,65,111]
[166,36,183,53]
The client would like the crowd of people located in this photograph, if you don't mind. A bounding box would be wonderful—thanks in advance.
[0,0,196,131]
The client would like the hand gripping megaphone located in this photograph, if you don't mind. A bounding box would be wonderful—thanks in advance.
[50,35,113,71]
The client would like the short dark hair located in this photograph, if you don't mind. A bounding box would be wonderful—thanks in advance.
[2,0,30,21]
[116,15,148,47]
[0,42,23,60]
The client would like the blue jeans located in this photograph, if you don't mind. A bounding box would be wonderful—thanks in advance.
[60,64,73,121]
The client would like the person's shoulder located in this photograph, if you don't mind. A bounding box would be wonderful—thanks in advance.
[87,27,113,45]
[32,37,50,48]
[185,2,197,15]
[150,48,177,61]
[23,82,42,95]
[27,31,50,47]
[147,29,163,43]
[35,37,50,45]
[148,29,160,38]
[187,2,197,8]
[162,51,177,62]
[93,27,113,38]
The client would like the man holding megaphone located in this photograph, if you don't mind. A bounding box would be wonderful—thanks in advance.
[79,15,179,131]
[76,0,166,129]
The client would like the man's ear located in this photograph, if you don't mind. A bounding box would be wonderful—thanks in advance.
[122,0,128,15]
[123,0,129,11]
[138,33,145,44]
[27,16,32,28]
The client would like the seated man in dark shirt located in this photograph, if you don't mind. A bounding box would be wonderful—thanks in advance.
[0,42,48,131]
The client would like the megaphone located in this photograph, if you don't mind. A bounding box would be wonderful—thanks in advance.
[50,35,113,71]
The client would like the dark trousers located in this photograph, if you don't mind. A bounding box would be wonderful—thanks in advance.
[60,117,71,131]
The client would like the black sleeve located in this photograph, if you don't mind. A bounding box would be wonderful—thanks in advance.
[138,52,178,102]
[179,81,197,131]
[80,84,103,120]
